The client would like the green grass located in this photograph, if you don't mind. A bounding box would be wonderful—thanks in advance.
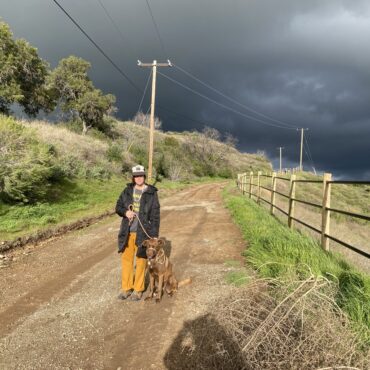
[0,176,226,241]
[0,177,124,240]
[268,171,370,225]
[225,269,250,287]
[222,184,370,343]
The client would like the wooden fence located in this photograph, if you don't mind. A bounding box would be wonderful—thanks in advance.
[237,171,370,259]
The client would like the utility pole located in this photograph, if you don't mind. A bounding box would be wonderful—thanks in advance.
[277,147,284,173]
[138,59,172,181]
[298,128,308,172]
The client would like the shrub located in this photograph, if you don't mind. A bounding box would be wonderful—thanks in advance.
[217,166,233,178]
[106,144,123,162]
[86,165,111,179]
[163,136,180,147]
[0,116,59,203]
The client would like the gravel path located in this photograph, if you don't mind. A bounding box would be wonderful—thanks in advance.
[0,182,246,370]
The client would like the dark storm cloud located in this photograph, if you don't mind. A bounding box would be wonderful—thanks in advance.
[1,0,369,178]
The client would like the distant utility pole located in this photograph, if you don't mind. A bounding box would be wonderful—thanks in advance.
[138,59,172,181]
[298,128,309,172]
[277,147,284,173]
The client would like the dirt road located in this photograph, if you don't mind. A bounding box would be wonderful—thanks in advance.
[0,182,246,369]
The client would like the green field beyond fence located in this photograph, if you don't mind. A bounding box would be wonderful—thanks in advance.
[237,171,370,264]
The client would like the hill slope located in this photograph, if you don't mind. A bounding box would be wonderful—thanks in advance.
[0,115,271,241]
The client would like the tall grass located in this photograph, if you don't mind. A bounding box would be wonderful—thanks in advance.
[222,184,370,344]
[0,176,227,241]
[0,177,124,240]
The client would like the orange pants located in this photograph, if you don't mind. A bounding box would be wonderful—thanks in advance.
[121,232,147,292]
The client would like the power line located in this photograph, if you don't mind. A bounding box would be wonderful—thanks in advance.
[303,142,315,173]
[51,0,141,92]
[173,63,298,129]
[157,104,215,127]
[138,69,152,112]
[52,0,303,137]
[158,70,296,130]
[96,0,137,57]
[51,1,205,128]
[144,0,168,58]
[304,133,316,171]
[304,133,315,164]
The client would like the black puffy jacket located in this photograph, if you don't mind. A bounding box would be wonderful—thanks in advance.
[115,183,160,258]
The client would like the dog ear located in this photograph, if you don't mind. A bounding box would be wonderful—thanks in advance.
[142,239,150,248]
[157,237,166,247]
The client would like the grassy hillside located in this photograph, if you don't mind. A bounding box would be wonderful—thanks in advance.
[0,115,271,241]
[223,183,370,346]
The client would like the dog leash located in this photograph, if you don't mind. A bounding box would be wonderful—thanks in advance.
[128,204,155,240]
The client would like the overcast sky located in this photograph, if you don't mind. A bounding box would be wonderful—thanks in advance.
[1,0,370,178]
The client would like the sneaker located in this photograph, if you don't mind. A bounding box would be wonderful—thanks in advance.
[129,291,142,301]
[118,290,132,300]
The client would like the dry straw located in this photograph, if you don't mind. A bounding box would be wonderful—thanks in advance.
[164,276,369,370]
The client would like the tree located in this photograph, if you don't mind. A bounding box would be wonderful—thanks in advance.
[133,111,162,129]
[76,90,116,134]
[48,55,116,134]
[48,56,92,113]
[202,126,220,141]
[224,132,238,149]
[0,21,55,116]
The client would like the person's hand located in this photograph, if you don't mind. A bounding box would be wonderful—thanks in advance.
[125,209,135,220]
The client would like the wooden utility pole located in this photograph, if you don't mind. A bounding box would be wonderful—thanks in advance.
[298,128,308,172]
[277,147,284,173]
[138,59,172,181]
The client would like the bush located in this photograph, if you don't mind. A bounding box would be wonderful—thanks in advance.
[87,165,111,179]
[163,136,180,148]
[131,146,148,168]
[106,144,123,162]
[62,119,82,134]
[217,166,233,178]
[0,116,59,203]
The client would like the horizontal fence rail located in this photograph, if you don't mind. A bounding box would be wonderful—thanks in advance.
[236,171,370,259]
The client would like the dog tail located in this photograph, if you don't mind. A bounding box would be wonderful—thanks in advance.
[178,278,192,287]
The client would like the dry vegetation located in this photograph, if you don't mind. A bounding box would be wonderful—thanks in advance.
[23,118,272,181]
[1,115,270,240]
[164,276,370,370]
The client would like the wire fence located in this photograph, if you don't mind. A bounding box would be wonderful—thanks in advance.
[236,171,370,259]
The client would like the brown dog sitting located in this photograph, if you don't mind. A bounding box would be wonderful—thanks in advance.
[143,237,191,303]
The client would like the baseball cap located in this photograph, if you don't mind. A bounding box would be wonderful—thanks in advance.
[132,164,146,176]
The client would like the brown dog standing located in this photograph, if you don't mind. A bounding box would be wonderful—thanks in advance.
[143,238,189,302]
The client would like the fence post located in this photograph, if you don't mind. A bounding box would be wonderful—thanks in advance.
[321,173,332,251]
[257,171,262,204]
[270,172,277,215]
[237,174,240,189]
[242,173,246,195]
[249,172,253,198]
[288,174,296,228]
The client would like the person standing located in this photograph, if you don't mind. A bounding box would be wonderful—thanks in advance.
[115,165,160,301]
